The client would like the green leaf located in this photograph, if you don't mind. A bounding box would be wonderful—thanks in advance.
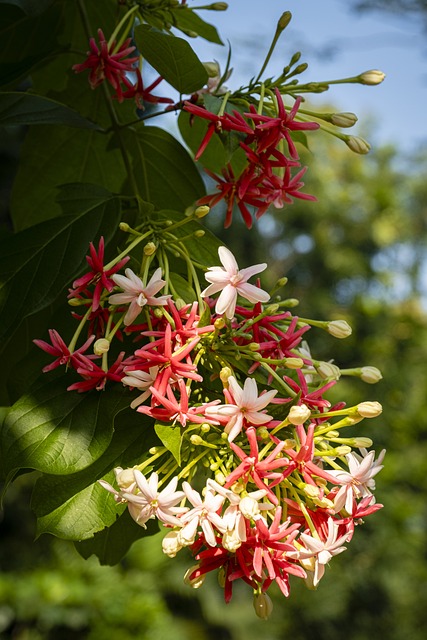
[169,272,197,302]
[75,510,158,564]
[0,92,103,129]
[0,0,55,16]
[171,7,223,44]
[0,3,65,88]
[10,123,126,229]
[0,188,121,343]
[123,126,205,211]
[157,209,222,267]
[134,25,208,94]
[1,379,134,481]
[155,422,182,465]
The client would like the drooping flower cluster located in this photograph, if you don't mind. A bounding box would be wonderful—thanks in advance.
[184,88,319,228]
[34,231,384,618]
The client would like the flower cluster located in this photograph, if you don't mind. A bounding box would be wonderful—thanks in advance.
[35,232,384,618]
[184,88,319,228]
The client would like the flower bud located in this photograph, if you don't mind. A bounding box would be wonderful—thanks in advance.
[194,204,210,218]
[202,62,220,78]
[248,342,260,351]
[93,338,110,355]
[265,303,280,314]
[175,298,186,310]
[239,496,261,520]
[345,135,371,155]
[278,11,292,30]
[114,467,136,490]
[285,357,304,369]
[358,69,386,85]
[351,437,373,448]
[356,401,383,418]
[143,242,156,256]
[183,565,205,589]
[190,434,203,445]
[207,2,228,10]
[119,222,131,232]
[220,366,233,385]
[222,528,242,552]
[327,320,352,339]
[330,112,358,128]
[317,361,341,380]
[253,592,273,620]
[214,317,226,330]
[360,366,383,384]
[194,229,205,238]
[335,445,352,456]
[162,531,183,558]
[288,403,311,425]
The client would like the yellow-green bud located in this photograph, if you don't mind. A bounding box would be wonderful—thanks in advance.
[194,204,210,218]
[278,11,292,30]
[202,62,220,78]
[285,357,304,369]
[253,592,274,620]
[208,2,228,10]
[335,445,352,456]
[359,69,386,85]
[282,298,300,307]
[317,361,341,380]
[288,403,311,425]
[93,338,110,355]
[194,229,205,238]
[214,317,226,330]
[220,366,233,385]
[248,342,260,351]
[330,112,358,128]
[265,303,280,314]
[327,320,352,339]
[357,401,383,418]
[190,435,203,445]
[276,277,288,288]
[345,135,371,155]
[153,307,164,318]
[360,366,383,384]
[175,298,186,310]
[119,222,131,232]
[200,423,210,433]
[351,437,373,448]
[143,242,157,256]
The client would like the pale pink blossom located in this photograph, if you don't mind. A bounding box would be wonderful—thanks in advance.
[205,376,277,441]
[178,481,226,547]
[329,448,386,513]
[122,366,159,409]
[298,518,348,587]
[109,267,170,325]
[201,246,270,319]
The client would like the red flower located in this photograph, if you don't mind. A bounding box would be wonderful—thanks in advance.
[68,237,129,311]
[72,28,139,100]
[33,330,96,373]
[121,69,174,110]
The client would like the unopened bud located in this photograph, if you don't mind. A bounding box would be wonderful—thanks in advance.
[248,342,260,351]
[194,230,205,238]
[360,366,383,384]
[282,298,299,307]
[208,2,228,10]
[345,135,371,155]
[153,307,164,318]
[357,401,383,418]
[190,434,203,445]
[266,303,280,314]
[276,277,288,288]
[200,423,210,433]
[93,338,110,355]
[239,496,261,519]
[214,317,225,330]
[202,62,220,78]
[253,592,273,620]
[285,357,304,369]
[162,531,183,558]
[278,11,292,30]
[294,62,308,75]
[351,437,373,448]
[330,112,358,128]
[359,69,386,85]
[335,445,352,456]
[114,467,135,489]
[194,204,210,218]
[119,222,131,232]
[220,366,233,385]
[288,403,311,425]
[327,320,352,339]
[143,242,156,256]
[175,298,186,310]
[317,362,341,380]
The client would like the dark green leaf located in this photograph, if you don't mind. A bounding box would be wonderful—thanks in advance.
[123,126,205,211]
[0,3,65,88]
[0,92,103,129]
[134,25,208,94]
[75,510,158,564]
[0,188,121,342]
[171,7,223,44]
[1,379,134,481]
[0,0,55,16]
[155,422,182,465]
[169,272,197,302]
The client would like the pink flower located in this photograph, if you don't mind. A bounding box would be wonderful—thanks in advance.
[205,376,277,442]
[298,517,348,586]
[178,481,227,547]
[72,28,139,101]
[109,267,170,326]
[329,448,386,514]
[33,330,96,373]
[121,68,174,110]
[201,246,269,320]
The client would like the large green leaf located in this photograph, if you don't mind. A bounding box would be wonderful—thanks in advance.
[0,3,65,88]
[123,126,205,211]
[10,122,126,229]
[155,422,182,465]
[171,6,223,44]
[0,187,121,342]
[0,379,135,481]
[31,406,158,540]
[0,0,55,15]
[134,25,208,94]
[0,92,103,129]
[75,509,158,564]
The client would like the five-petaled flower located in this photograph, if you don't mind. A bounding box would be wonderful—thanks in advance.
[109,267,171,326]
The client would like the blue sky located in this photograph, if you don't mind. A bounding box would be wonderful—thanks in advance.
[188,0,427,154]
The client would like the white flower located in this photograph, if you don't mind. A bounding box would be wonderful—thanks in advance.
[124,470,187,528]
[178,481,226,547]
[122,366,159,409]
[201,246,270,319]
[329,448,386,513]
[205,376,277,442]
[109,267,170,325]
[298,518,348,586]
